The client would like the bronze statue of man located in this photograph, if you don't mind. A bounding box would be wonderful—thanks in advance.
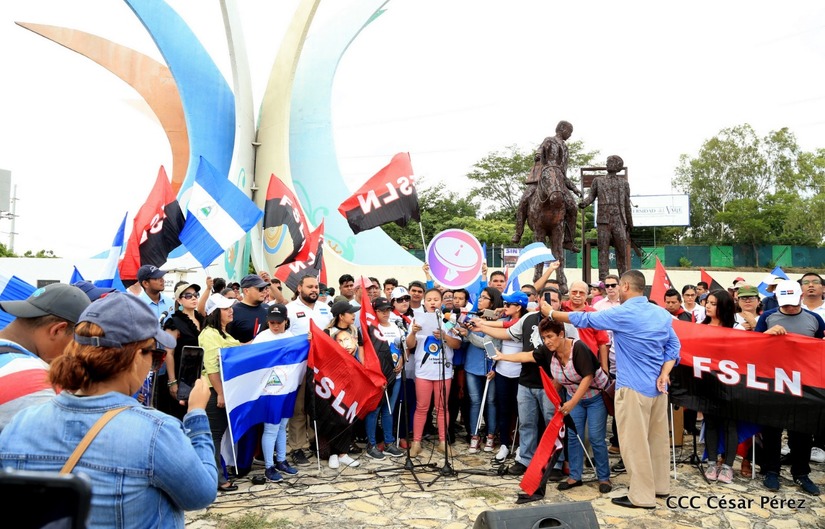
[578,155,633,280]
[513,120,580,251]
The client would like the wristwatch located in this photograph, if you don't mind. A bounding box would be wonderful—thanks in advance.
[547,309,554,321]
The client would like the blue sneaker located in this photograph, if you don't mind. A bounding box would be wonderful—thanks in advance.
[265,466,283,483]
[793,475,820,495]
[763,471,780,491]
[275,460,298,476]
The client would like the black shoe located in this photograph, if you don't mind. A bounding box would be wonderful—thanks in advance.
[348,443,363,455]
[516,492,544,504]
[656,493,670,499]
[548,468,565,482]
[291,449,311,467]
[507,462,528,476]
[611,495,655,510]
[557,480,583,491]
[598,482,613,494]
[611,459,626,473]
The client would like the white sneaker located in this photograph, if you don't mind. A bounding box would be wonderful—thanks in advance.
[781,443,791,456]
[495,444,509,462]
[328,454,339,469]
[339,454,360,467]
[810,447,825,463]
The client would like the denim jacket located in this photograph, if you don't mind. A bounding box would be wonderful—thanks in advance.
[0,391,217,528]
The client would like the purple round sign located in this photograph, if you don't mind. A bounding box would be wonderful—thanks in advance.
[426,229,484,289]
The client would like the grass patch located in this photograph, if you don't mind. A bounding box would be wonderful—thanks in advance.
[466,488,505,502]
[217,512,291,529]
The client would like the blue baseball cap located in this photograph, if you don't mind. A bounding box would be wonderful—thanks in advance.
[502,291,529,308]
[73,292,176,349]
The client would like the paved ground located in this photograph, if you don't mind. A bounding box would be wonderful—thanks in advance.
[185,434,825,529]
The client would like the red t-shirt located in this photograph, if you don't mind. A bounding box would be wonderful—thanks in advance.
[562,301,610,356]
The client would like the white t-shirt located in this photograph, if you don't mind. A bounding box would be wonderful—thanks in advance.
[252,329,295,344]
[286,298,333,336]
[495,337,523,378]
[413,329,454,381]
[684,303,706,324]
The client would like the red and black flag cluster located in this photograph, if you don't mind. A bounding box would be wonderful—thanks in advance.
[338,153,420,235]
[274,220,325,292]
[649,256,674,308]
[264,176,310,267]
[700,268,725,292]
[119,167,184,283]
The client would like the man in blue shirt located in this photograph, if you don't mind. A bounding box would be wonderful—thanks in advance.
[546,270,680,509]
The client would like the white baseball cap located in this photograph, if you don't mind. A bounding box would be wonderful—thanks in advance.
[774,280,801,306]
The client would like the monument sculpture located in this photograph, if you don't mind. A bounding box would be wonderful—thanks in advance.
[578,155,633,280]
[513,120,581,290]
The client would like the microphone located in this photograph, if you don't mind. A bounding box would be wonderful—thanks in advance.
[158,310,169,323]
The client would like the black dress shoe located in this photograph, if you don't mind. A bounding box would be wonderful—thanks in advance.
[611,459,626,473]
[611,495,655,509]
[557,480,583,491]
[548,468,565,482]
[599,482,613,493]
[516,492,545,504]
[218,482,238,493]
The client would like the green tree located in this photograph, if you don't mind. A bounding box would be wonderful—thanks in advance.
[23,249,58,258]
[0,243,16,257]
[674,124,825,244]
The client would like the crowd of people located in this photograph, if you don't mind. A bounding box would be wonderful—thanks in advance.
[0,262,823,524]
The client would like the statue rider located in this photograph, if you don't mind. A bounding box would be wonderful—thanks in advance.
[578,155,633,280]
[513,120,581,252]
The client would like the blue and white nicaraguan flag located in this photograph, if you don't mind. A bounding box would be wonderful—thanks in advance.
[220,335,309,443]
[94,212,127,289]
[0,273,36,330]
[505,242,555,292]
[179,156,263,268]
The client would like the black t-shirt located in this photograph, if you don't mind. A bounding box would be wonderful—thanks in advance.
[516,312,544,388]
[227,302,269,343]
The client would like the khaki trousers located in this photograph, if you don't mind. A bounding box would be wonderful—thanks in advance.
[287,378,315,453]
[615,387,670,507]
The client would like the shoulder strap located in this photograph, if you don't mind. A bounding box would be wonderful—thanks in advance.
[60,407,129,475]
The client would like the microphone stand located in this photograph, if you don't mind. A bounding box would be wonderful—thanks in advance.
[372,318,434,491]
[428,309,456,485]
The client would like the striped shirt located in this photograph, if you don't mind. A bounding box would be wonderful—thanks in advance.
[0,340,55,433]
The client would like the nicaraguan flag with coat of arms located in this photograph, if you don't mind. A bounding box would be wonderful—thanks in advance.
[179,156,263,268]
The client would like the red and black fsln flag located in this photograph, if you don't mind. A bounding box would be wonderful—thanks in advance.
[274,221,324,292]
[264,176,310,267]
[119,166,184,283]
[669,320,825,435]
[337,152,420,235]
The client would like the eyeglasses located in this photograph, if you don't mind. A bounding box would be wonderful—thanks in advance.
[604,283,618,289]
[142,344,167,372]
[180,292,199,300]
[801,279,822,286]
[479,296,491,301]
[504,302,520,308]
[394,296,411,302]
[739,296,758,301]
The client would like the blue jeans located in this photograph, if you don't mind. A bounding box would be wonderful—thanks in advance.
[366,380,401,445]
[568,393,610,481]
[465,372,496,437]
[262,418,289,468]
[516,385,563,467]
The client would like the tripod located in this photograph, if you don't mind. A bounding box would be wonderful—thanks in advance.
[671,403,706,481]
[372,319,434,491]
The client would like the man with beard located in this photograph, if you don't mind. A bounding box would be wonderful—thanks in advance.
[227,274,270,343]
[285,275,333,466]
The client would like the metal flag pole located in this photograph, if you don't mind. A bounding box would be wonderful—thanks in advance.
[419,222,427,252]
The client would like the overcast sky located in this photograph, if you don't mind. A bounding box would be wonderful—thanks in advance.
[2,0,825,259]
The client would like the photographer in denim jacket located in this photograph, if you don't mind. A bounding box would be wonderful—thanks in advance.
[0,292,218,528]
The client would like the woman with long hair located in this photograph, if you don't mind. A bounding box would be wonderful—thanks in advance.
[493,318,612,494]
[682,284,706,324]
[0,293,217,527]
[199,293,240,492]
[701,289,744,484]
[160,282,205,419]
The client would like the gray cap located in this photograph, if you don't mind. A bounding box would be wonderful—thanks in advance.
[0,283,90,323]
[73,292,176,349]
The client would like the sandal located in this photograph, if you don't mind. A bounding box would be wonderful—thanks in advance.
[218,482,238,492]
